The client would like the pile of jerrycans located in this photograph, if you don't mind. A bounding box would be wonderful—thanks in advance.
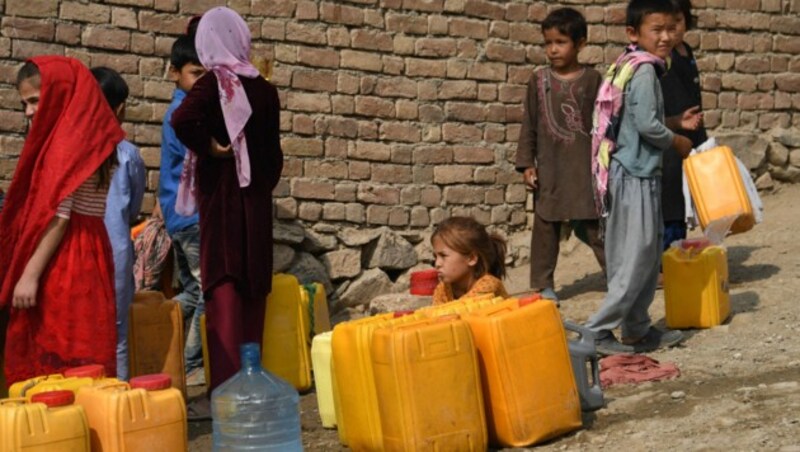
[1,367,187,451]
[311,293,605,450]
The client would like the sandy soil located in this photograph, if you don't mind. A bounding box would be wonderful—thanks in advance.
[188,183,800,451]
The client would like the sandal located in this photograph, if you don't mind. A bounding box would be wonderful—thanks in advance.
[186,397,212,422]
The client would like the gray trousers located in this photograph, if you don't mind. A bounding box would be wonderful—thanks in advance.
[585,161,662,339]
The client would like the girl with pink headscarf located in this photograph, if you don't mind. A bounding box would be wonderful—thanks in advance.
[171,6,283,397]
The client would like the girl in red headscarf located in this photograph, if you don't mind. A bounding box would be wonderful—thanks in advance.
[0,56,123,384]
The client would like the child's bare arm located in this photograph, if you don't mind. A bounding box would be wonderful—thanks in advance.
[672,134,693,158]
[666,106,703,131]
[13,216,69,309]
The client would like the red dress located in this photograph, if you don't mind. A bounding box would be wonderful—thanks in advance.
[0,56,123,383]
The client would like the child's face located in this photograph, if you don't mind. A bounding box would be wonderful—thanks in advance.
[673,13,687,46]
[170,63,206,92]
[543,28,584,71]
[627,12,676,60]
[432,236,477,288]
[18,78,40,120]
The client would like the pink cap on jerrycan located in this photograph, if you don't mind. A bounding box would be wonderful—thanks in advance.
[130,374,172,391]
[410,269,439,295]
[680,238,711,251]
[31,390,75,408]
[518,294,543,307]
[64,364,105,379]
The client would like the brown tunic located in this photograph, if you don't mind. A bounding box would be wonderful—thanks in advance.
[171,72,283,301]
[516,66,601,221]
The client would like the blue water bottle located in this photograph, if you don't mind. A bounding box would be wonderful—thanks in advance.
[212,342,303,451]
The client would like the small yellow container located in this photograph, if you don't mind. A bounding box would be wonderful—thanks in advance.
[331,312,422,451]
[371,316,487,451]
[10,365,118,401]
[75,374,187,452]
[0,391,90,451]
[9,374,64,399]
[663,243,731,328]
[464,298,582,447]
[311,331,336,428]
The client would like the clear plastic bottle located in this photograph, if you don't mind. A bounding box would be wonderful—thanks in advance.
[212,342,303,451]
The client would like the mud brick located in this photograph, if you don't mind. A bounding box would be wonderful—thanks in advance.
[776,74,800,93]
[359,121,379,139]
[775,36,800,54]
[718,32,753,52]
[12,39,64,59]
[434,165,473,184]
[82,27,131,51]
[440,80,478,99]
[386,12,428,34]
[453,146,494,164]
[722,74,758,92]
[355,96,395,118]
[509,23,540,44]
[1,17,55,41]
[297,47,339,69]
[332,96,356,116]
[489,21,509,39]
[7,0,58,18]
[287,92,332,113]
[0,110,26,134]
[406,58,447,77]
[292,70,338,92]
[298,202,323,221]
[251,0,296,17]
[371,164,413,183]
[320,2,363,26]
[467,62,506,81]
[375,77,417,98]
[341,50,383,72]
[449,18,489,39]
[358,183,400,204]
[379,122,421,142]
[464,0,505,20]
[446,59,469,78]
[505,3,527,21]
[286,22,327,45]
[305,160,348,179]
[137,11,187,34]
[403,0,444,12]
[415,38,457,57]
[349,161,371,180]
[292,179,335,200]
[444,185,484,204]
[446,102,486,122]
[442,123,482,142]
[351,141,392,161]
[486,41,525,63]
[429,14,449,34]
[413,146,452,164]
[351,29,393,51]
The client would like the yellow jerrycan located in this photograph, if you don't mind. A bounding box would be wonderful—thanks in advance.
[663,240,731,328]
[75,374,187,452]
[23,365,119,401]
[371,315,488,451]
[684,146,755,234]
[331,311,422,450]
[128,291,186,398]
[0,391,90,451]
[464,298,582,447]
[310,331,336,428]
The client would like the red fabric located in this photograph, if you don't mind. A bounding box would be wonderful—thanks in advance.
[205,278,267,394]
[599,354,680,388]
[4,213,117,383]
[0,56,124,308]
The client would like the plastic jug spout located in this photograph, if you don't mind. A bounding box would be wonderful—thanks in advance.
[240,343,262,372]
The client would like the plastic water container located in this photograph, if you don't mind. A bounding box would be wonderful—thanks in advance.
[663,243,731,328]
[311,331,336,428]
[0,391,90,451]
[564,322,605,412]
[212,343,302,451]
[75,373,187,451]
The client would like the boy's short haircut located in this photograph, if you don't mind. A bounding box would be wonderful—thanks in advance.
[626,0,679,29]
[672,0,695,30]
[16,61,40,88]
[541,8,588,44]
[170,35,201,70]
[91,66,129,110]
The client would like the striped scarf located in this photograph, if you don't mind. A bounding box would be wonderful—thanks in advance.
[591,45,667,219]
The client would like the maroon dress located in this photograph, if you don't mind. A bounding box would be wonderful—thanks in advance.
[171,72,283,302]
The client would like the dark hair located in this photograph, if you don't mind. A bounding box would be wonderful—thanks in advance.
[16,61,40,88]
[432,216,507,280]
[170,35,201,70]
[541,7,588,44]
[90,66,129,110]
[626,0,679,30]
[187,15,202,38]
[672,0,695,30]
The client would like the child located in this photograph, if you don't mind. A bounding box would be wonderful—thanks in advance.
[660,0,706,257]
[430,216,509,305]
[92,66,146,381]
[516,7,606,303]
[585,0,694,355]
[159,34,207,386]
[171,6,284,401]
[0,57,123,383]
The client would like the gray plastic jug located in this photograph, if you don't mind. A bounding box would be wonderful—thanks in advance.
[564,321,604,411]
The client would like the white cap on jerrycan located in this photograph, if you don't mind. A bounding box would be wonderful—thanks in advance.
[211,343,303,452]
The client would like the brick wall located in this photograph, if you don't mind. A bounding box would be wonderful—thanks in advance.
[1,0,799,235]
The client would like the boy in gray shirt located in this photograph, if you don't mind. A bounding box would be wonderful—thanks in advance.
[586,0,693,355]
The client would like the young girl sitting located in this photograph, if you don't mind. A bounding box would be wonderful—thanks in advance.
[431,216,510,305]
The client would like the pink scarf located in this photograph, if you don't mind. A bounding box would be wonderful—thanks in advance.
[176,7,260,216]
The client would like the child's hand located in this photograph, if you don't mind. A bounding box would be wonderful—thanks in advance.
[673,135,693,158]
[523,167,538,190]
[210,137,233,158]
[12,274,39,309]
[679,106,703,131]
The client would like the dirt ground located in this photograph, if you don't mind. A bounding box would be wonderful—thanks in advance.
[188,183,800,451]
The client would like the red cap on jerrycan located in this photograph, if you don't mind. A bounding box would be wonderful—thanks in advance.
[680,238,710,250]
[64,364,105,379]
[31,390,75,408]
[409,269,439,296]
[518,294,543,307]
[130,374,172,391]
